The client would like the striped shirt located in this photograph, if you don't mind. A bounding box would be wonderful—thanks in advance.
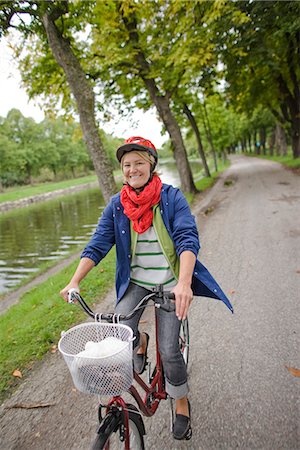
[130,226,177,288]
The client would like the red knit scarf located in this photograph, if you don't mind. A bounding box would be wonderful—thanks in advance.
[120,174,162,233]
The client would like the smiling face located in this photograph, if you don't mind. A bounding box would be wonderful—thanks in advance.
[122,151,152,190]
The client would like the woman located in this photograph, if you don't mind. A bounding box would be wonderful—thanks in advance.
[60,136,233,441]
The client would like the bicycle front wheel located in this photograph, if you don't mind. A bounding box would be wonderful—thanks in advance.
[179,318,189,367]
[92,404,145,450]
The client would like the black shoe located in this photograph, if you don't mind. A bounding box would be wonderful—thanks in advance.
[133,332,149,375]
[173,400,192,440]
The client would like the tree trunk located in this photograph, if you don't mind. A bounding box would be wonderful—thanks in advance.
[202,101,218,172]
[260,127,266,155]
[253,131,259,154]
[41,11,117,203]
[248,134,252,153]
[183,103,210,178]
[275,123,287,156]
[268,128,275,156]
[149,92,197,192]
[51,166,57,179]
[222,150,227,164]
[241,139,245,152]
[291,117,300,158]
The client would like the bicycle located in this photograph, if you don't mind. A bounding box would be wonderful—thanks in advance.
[58,284,190,449]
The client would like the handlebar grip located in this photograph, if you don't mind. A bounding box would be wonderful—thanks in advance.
[67,288,80,303]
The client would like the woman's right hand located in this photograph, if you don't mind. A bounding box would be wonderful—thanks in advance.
[60,283,80,302]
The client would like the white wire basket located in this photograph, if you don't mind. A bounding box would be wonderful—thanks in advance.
[58,322,133,396]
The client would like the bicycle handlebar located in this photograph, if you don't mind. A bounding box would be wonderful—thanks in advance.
[67,285,176,322]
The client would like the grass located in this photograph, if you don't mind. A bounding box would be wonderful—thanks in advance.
[0,249,116,403]
[249,151,300,170]
[0,160,230,402]
[0,174,98,203]
[185,159,230,204]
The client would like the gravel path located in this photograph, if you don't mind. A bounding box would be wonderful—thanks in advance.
[1,155,299,450]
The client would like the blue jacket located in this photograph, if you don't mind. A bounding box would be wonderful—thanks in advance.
[81,184,233,313]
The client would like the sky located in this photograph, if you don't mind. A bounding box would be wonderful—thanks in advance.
[0,38,167,147]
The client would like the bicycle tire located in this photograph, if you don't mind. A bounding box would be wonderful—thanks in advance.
[92,404,145,450]
[179,318,189,367]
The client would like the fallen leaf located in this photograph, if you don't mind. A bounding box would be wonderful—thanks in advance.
[50,344,57,353]
[35,432,41,438]
[204,207,214,215]
[285,366,300,378]
[296,269,300,274]
[12,369,22,378]
[139,320,148,324]
[229,289,236,295]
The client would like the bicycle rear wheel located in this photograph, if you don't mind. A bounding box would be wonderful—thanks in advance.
[179,318,189,367]
[92,404,145,450]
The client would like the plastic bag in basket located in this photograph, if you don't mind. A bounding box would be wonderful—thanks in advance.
[71,336,132,395]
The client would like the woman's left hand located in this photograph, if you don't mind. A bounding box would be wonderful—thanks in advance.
[172,280,193,321]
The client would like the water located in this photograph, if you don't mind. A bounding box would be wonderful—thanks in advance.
[0,188,105,294]
[0,161,203,294]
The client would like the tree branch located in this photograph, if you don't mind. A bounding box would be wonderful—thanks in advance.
[48,1,68,22]
[269,105,285,126]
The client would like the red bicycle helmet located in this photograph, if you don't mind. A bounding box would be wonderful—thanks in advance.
[116,136,158,166]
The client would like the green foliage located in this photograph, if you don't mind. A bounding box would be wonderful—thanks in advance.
[0,109,120,187]
[99,130,123,169]
[1,0,299,164]
[215,0,300,155]
[0,109,43,184]
[90,0,220,113]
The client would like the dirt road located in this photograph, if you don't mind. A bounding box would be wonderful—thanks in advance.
[1,155,299,449]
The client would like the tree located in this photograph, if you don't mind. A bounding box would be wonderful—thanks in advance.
[0,0,117,201]
[217,0,300,158]
[0,130,20,188]
[1,109,44,183]
[183,103,211,177]
[90,0,197,193]
[41,117,90,178]
[200,98,218,171]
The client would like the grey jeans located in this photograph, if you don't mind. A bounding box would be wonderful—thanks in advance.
[115,282,188,399]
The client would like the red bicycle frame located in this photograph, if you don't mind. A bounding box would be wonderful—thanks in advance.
[101,308,167,449]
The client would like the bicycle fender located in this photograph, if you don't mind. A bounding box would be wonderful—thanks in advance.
[96,411,121,436]
[126,403,146,436]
